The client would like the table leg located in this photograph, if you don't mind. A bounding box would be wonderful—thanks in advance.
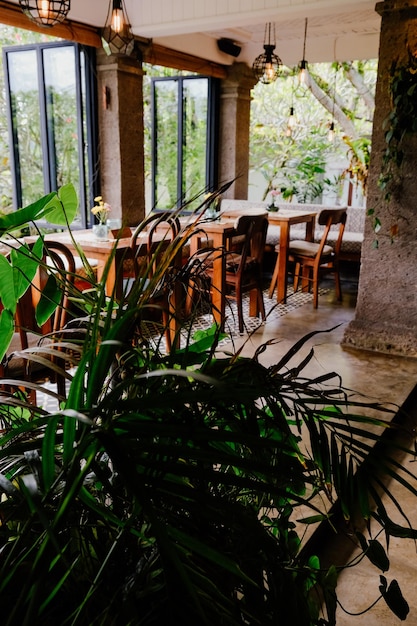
[208,233,226,328]
[276,222,290,303]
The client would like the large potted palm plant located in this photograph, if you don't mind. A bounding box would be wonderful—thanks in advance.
[0,184,415,625]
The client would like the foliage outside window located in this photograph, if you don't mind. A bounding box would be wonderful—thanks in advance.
[1,28,98,227]
[249,61,377,205]
[143,67,217,213]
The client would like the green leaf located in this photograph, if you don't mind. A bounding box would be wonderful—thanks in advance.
[0,255,16,313]
[0,193,56,233]
[35,275,60,327]
[0,308,15,362]
[365,539,390,572]
[42,416,60,491]
[379,577,409,620]
[11,238,44,300]
[44,183,78,225]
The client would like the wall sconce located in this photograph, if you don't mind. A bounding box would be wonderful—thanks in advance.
[252,23,282,85]
[298,18,309,86]
[102,0,135,57]
[18,0,71,27]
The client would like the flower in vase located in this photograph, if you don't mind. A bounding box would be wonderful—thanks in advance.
[91,196,111,225]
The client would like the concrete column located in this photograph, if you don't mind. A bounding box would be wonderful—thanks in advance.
[218,63,256,199]
[343,0,417,357]
[96,49,145,227]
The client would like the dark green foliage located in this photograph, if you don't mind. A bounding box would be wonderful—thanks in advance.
[0,186,415,624]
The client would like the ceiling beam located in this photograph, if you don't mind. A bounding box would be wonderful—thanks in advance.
[142,42,227,78]
[0,2,227,76]
[0,1,101,47]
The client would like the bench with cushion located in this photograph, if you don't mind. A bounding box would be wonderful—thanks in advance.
[220,200,365,263]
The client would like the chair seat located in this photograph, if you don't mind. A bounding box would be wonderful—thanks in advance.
[188,212,268,333]
[197,249,259,272]
[287,240,334,258]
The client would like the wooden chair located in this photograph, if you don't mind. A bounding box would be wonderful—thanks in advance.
[128,212,183,351]
[1,241,78,402]
[285,207,347,308]
[190,212,268,333]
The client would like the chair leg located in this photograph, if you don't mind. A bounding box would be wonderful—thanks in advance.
[258,287,266,322]
[334,269,342,301]
[312,268,319,308]
[293,262,301,292]
[268,253,280,299]
[236,285,244,333]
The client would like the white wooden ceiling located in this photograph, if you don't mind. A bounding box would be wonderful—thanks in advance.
[7,0,381,65]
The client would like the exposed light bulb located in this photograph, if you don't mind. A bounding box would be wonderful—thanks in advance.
[286,106,296,136]
[288,107,296,128]
[111,7,124,33]
[298,60,309,86]
[264,61,275,82]
[39,0,50,19]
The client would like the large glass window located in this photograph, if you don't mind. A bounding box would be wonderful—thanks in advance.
[3,41,98,226]
[151,75,218,212]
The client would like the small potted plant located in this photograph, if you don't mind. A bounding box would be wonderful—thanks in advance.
[91,195,111,240]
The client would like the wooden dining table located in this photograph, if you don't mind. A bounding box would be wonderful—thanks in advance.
[23,228,135,300]
[183,217,238,328]
[219,208,317,305]
[266,210,316,303]
[24,208,315,331]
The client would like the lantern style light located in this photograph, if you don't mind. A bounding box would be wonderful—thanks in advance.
[252,23,282,85]
[102,0,135,57]
[18,0,71,27]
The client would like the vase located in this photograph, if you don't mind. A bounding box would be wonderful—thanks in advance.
[93,223,109,241]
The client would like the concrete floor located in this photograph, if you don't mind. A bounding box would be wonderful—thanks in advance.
[228,266,417,625]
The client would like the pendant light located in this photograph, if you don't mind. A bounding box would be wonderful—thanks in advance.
[286,70,297,137]
[18,0,70,27]
[102,0,135,57]
[252,23,282,85]
[298,18,309,86]
[328,63,338,142]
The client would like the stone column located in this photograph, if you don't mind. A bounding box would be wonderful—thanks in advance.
[96,49,145,227]
[218,63,256,199]
[343,0,417,357]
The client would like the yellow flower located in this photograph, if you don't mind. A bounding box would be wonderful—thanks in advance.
[91,196,111,224]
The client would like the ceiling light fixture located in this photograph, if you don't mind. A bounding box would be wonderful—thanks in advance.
[252,23,282,85]
[18,0,70,27]
[298,18,309,86]
[328,63,338,142]
[102,0,135,57]
[286,70,297,137]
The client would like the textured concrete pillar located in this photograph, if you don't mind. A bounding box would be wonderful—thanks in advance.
[218,63,256,199]
[343,0,417,357]
[96,49,145,227]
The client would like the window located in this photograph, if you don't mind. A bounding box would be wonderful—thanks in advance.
[3,41,98,226]
[151,75,218,212]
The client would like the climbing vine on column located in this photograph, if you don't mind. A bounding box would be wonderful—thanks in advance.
[371,49,417,244]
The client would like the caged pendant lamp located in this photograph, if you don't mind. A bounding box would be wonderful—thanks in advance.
[102,0,135,57]
[252,23,282,85]
[19,0,70,27]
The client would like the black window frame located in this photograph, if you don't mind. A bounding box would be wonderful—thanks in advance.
[2,40,99,228]
[151,74,219,212]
